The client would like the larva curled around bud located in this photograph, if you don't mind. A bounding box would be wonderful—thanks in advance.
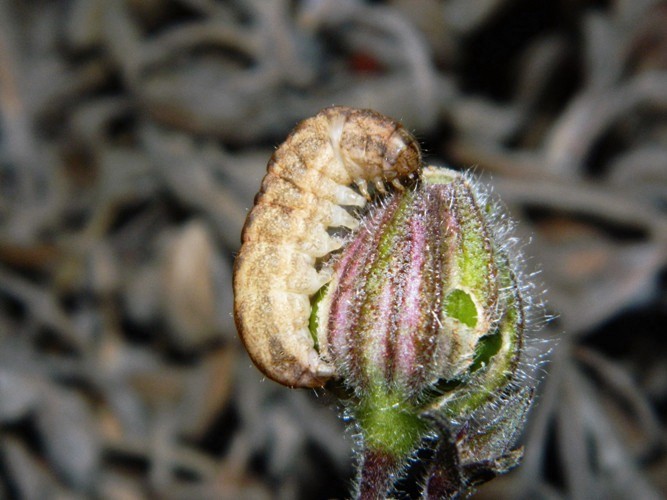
[233,106,422,388]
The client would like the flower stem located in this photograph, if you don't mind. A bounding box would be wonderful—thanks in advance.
[356,448,400,500]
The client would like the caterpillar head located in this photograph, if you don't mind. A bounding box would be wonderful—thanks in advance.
[382,126,422,180]
[327,107,421,184]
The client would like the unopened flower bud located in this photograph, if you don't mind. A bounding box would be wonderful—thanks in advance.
[312,166,533,498]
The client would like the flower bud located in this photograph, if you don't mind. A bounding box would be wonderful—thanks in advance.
[312,166,532,498]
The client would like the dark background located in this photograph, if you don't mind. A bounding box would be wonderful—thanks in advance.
[0,0,665,498]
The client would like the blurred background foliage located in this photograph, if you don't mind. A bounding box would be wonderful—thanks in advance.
[0,0,665,498]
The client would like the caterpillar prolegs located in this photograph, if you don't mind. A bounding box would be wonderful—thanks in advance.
[233,106,422,388]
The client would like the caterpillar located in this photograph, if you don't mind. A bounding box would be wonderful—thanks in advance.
[233,106,422,388]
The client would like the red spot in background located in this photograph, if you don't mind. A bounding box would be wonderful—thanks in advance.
[349,52,385,74]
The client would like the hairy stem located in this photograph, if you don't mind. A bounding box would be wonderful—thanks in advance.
[356,448,400,500]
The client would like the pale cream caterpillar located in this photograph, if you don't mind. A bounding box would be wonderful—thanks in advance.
[233,106,422,388]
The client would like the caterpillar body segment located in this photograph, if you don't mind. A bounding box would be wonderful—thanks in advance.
[234,106,422,388]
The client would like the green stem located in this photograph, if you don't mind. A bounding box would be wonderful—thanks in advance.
[354,386,427,498]
[357,386,425,458]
